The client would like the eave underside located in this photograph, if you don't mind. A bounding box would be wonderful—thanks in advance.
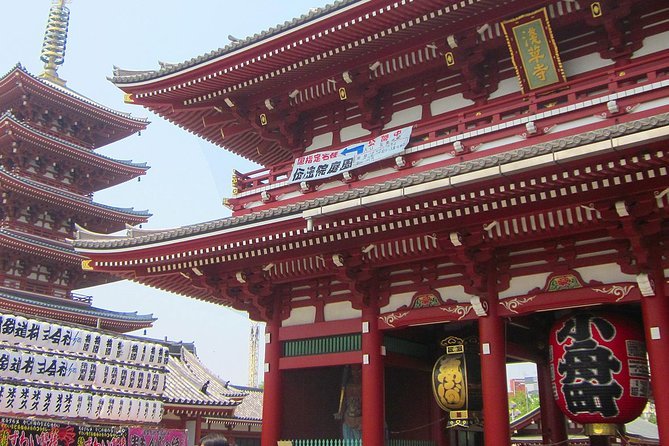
[0,67,148,149]
[77,134,669,320]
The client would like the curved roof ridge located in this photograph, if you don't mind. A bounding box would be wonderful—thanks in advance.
[0,112,150,170]
[0,287,156,322]
[180,348,248,398]
[1,65,148,125]
[162,346,240,406]
[110,0,357,84]
[0,227,77,255]
[0,167,152,218]
[73,223,128,241]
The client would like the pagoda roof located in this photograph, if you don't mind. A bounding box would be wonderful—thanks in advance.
[0,64,148,148]
[0,166,152,225]
[0,286,156,332]
[162,343,246,414]
[0,112,149,186]
[0,227,82,263]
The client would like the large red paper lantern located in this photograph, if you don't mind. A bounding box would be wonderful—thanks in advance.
[549,312,649,424]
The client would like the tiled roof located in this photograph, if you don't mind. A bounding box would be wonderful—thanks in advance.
[163,344,245,408]
[0,112,150,170]
[0,287,156,322]
[0,227,78,257]
[111,1,357,84]
[228,385,263,421]
[0,166,152,218]
[1,64,148,125]
[73,113,669,250]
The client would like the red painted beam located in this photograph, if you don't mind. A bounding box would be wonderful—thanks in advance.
[279,351,360,369]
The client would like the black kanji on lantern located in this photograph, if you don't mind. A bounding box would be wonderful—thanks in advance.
[556,314,623,417]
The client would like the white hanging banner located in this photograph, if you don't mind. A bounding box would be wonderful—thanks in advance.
[288,126,413,183]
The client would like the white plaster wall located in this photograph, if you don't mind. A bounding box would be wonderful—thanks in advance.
[383,105,423,130]
[476,135,526,153]
[549,116,603,133]
[430,93,474,116]
[282,306,316,327]
[416,152,455,168]
[633,31,669,59]
[305,132,334,153]
[381,291,415,313]
[341,124,371,142]
[575,263,635,284]
[435,285,477,303]
[635,97,669,113]
[562,53,611,77]
[500,273,552,299]
[324,301,361,321]
[488,77,520,100]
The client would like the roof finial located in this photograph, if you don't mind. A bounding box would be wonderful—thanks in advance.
[39,0,71,86]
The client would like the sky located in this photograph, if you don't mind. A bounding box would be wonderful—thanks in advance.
[2,0,536,387]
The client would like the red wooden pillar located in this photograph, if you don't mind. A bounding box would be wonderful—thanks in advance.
[478,270,511,446]
[361,295,385,446]
[640,264,669,443]
[536,359,567,444]
[261,304,283,446]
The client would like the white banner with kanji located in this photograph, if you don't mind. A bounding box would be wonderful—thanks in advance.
[289,126,413,184]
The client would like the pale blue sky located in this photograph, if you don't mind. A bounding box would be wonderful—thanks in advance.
[2,0,536,386]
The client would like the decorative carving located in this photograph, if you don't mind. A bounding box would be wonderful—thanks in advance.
[593,285,634,302]
[440,304,473,320]
[499,296,536,314]
[545,272,584,292]
[408,289,444,309]
[379,311,409,328]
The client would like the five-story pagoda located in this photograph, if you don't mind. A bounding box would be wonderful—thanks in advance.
[0,0,153,332]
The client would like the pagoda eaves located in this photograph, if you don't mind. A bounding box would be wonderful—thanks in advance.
[1,65,148,149]
[0,112,149,193]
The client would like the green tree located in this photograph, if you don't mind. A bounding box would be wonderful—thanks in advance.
[508,389,540,419]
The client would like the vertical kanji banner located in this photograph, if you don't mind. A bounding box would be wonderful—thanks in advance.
[501,8,567,93]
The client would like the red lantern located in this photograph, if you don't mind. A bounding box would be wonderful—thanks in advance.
[549,312,649,424]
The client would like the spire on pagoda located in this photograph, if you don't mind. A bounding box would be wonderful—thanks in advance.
[38,0,71,86]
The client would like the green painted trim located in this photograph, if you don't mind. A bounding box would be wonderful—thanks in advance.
[283,333,361,357]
